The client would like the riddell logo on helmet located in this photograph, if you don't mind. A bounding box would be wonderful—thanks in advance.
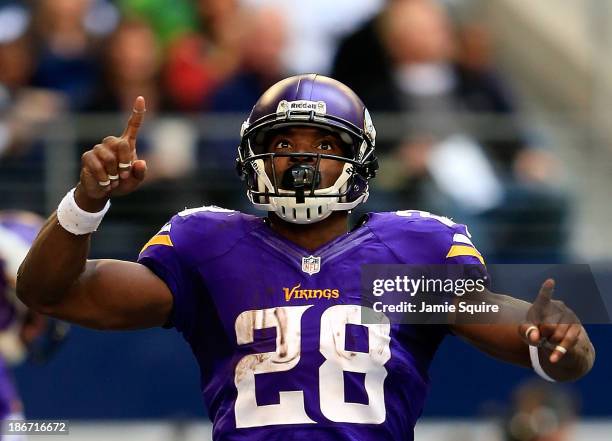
[277,100,327,115]
[283,283,340,301]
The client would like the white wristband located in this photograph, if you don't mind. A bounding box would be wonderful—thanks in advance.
[529,345,556,382]
[56,188,111,235]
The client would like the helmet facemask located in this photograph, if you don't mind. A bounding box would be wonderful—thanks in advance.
[238,128,376,224]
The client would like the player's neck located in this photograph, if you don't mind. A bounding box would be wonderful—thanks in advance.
[266,211,349,252]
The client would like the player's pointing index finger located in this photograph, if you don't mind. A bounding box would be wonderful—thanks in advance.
[533,278,555,310]
[122,96,146,146]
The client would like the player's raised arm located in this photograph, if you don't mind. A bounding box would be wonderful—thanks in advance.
[451,279,595,382]
[16,97,173,330]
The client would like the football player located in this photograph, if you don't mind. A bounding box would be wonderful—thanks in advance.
[17,75,594,440]
[0,211,69,434]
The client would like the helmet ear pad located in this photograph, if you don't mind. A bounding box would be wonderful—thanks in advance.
[344,174,368,203]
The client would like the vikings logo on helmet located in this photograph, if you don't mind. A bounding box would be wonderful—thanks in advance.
[236,74,378,224]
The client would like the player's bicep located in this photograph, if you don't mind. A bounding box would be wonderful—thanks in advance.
[47,259,173,330]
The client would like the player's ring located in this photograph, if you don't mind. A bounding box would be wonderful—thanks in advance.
[555,345,567,354]
[108,174,119,181]
[98,180,111,187]
[118,162,132,169]
[132,107,147,114]
[525,325,539,341]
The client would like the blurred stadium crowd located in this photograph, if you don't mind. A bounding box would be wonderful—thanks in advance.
[0,0,569,261]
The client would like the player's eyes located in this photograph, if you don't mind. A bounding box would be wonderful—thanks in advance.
[317,142,333,151]
[275,140,291,149]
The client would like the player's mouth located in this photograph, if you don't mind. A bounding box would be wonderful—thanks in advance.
[280,164,322,203]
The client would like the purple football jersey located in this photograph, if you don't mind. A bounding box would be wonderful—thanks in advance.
[0,211,43,417]
[138,208,486,441]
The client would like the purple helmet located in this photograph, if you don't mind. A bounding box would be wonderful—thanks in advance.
[236,74,378,223]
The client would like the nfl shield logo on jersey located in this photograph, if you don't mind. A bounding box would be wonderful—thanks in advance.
[301,255,321,275]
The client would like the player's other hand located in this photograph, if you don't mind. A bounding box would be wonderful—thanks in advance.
[75,96,147,211]
[519,279,582,364]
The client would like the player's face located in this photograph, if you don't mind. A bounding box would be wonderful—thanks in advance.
[264,127,348,190]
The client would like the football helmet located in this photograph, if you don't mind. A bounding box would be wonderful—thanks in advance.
[236,74,378,224]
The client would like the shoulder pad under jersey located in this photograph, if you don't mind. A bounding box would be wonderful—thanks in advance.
[141,206,262,263]
[366,210,478,264]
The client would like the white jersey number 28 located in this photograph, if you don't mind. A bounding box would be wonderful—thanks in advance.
[233,305,391,428]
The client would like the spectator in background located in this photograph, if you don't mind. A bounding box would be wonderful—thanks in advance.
[30,0,102,110]
[88,19,165,113]
[199,6,288,211]
[241,0,383,75]
[454,19,560,185]
[0,3,66,212]
[163,0,245,110]
[209,6,287,117]
[501,380,578,441]
[332,0,568,262]
[90,18,198,184]
[334,0,523,163]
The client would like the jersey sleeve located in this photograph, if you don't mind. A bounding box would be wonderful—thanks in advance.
[137,218,197,336]
[445,224,484,263]
[443,223,491,289]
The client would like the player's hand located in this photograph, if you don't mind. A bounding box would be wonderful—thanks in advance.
[519,279,582,364]
[75,96,147,211]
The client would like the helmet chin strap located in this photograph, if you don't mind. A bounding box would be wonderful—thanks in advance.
[250,161,360,224]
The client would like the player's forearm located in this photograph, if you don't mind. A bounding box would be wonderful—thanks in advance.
[16,212,92,311]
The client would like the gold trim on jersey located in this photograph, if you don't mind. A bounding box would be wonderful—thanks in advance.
[446,245,485,265]
[140,234,173,254]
